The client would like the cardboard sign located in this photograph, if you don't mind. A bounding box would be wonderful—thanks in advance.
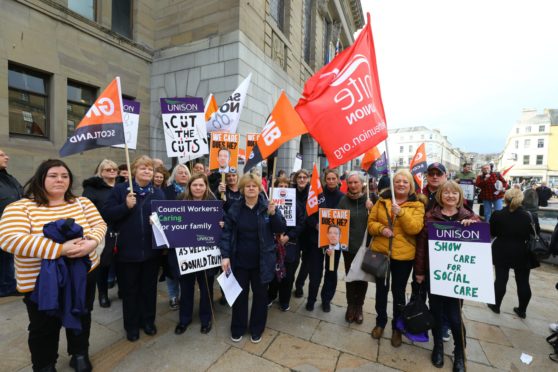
[318,208,350,251]
[209,132,239,172]
[272,188,296,227]
[151,200,223,275]
[245,133,260,162]
[427,221,494,303]
[459,179,475,201]
[113,99,140,149]
[161,97,209,158]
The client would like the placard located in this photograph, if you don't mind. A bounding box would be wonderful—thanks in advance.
[209,132,239,172]
[318,208,350,251]
[161,97,208,158]
[246,133,259,161]
[113,99,140,149]
[427,221,494,303]
[272,187,296,227]
[459,179,475,201]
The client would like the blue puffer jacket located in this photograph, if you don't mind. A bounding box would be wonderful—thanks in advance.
[103,182,166,263]
[219,194,286,284]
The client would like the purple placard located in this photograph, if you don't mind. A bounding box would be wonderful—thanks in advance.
[427,221,490,243]
[122,99,140,114]
[160,97,204,114]
[151,200,223,248]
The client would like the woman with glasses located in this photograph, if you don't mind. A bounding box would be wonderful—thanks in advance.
[83,159,119,308]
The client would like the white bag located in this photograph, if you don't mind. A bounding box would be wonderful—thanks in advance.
[345,233,376,283]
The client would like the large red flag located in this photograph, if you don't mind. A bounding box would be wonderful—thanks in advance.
[306,164,324,216]
[295,14,387,168]
[60,77,125,156]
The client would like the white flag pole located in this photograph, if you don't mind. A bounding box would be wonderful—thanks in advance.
[383,136,396,204]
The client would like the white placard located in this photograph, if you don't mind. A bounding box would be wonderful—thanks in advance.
[272,187,296,227]
[292,153,302,173]
[113,99,140,149]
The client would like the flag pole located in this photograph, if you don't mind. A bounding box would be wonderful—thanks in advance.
[269,157,277,199]
[124,143,134,194]
[383,137,396,204]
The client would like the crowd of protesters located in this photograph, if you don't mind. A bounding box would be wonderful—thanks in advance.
[1,150,557,372]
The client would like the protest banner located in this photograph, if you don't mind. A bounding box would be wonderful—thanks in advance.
[272,187,296,226]
[319,208,350,270]
[427,221,494,303]
[209,132,239,172]
[245,133,260,161]
[151,200,223,275]
[459,179,476,202]
[113,99,139,149]
[161,97,208,158]
[206,73,251,133]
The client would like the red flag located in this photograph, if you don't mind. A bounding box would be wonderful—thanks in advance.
[258,91,308,159]
[360,146,381,172]
[409,143,427,176]
[306,164,324,216]
[502,164,514,176]
[295,14,387,168]
[60,77,125,156]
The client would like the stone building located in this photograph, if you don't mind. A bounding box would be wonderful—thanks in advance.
[0,0,363,186]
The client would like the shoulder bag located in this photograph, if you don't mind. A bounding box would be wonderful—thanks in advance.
[361,203,394,280]
[526,211,550,261]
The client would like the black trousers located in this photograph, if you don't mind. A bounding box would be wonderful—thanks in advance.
[24,269,97,371]
[429,293,466,353]
[231,267,268,338]
[96,234,116,294]
[307,248,341,305]
[294,245,310,292]
[268,260,298,307]
[342,251,368,306]
[494,265,531,312]
[117,258,159,334]
[178,270,214,327]
[374,259,413,329]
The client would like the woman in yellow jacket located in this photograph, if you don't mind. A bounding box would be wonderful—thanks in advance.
[368,169,425,347]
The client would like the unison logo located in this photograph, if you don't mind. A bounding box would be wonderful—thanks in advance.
[433,223,480,241]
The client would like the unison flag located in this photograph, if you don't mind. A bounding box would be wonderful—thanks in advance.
[367,152,388,178]
[306,164,325,216]
[60,77,125,157]
[295,14,387,168]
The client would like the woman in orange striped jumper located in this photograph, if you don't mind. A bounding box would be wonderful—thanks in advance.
[0,159,106,372]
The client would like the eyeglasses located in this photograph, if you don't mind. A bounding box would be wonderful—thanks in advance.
[103,168,117,172]
[427,172,443,177]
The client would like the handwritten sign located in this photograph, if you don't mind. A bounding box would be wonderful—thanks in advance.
[113,99,140,149]
[427,221,494,303]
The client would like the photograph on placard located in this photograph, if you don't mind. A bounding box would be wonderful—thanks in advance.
[318,208,350,251]
[209,132,240,173]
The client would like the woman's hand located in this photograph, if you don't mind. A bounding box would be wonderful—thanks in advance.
[279,234,289,245]
[391,203,401,216]
[63,238,97,258]
[460,219,476,227]
[218,182,226,193]
[61,238,83,256]
[221,258,231,274]
[219,221,224,229]
[415,275,425,284]
[381,227,394,238]
[267,202,276,216]
[365,199,373,210]
[126,193,137,209]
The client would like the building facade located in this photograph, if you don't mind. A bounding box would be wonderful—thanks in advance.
[498,108,558,187]
[0,0,363,185]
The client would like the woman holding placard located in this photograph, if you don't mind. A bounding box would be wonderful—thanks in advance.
[174,173,218,335]
[220,173,286,343]
[488,188,535,319]
[368,169,425,347]
[415,180,479,371]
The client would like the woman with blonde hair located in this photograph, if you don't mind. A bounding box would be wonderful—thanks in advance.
[488,187,536,319]
[368,169,425,347]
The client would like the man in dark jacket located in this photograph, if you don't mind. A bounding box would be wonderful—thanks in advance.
[0,149,23,297]
[536,182,553,207]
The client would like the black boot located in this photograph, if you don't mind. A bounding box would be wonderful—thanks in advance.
[69,354,92,372]
[431,340,444,368]
[453,348,465,372]
[36,364,57,372]
[99,291,111,308]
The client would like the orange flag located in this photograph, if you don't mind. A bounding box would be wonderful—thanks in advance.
[361,146,381,172]
[306,164,325,216]
[258,91,308,159]
[205,94,219,122]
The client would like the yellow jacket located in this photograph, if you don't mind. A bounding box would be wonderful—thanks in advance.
[367,194,425,261]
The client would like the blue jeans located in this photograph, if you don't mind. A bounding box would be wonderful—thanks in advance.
[166,276,179,299]
[0,250,16,296]
[483,198,503,221]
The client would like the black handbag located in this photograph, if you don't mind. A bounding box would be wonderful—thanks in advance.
[401,282,435,334]
[527,212,550,260]
[362,204,393,280]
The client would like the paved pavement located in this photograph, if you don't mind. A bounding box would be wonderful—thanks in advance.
[1,260,558,371]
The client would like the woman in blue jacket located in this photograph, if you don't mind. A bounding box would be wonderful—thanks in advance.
[219,173,286,343]
[104,156,165,342]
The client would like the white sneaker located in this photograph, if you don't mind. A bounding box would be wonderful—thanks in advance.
[549,323,558,332]
[230,335,243,342]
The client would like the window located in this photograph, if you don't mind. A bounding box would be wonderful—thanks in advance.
[539,125,545,132]
[398,158,404,166]
[408,145,413,153]
[516,128,519,134]
[420,134,424,140]
[525,126,531,133]
[67,81,97,138]
[538,139,544,148]
[303,0,312,64]
[536,155,543,165]
[112,0,132,38]
[68,0,95,20]
[270,0,285,31]
[399,146,404,153]
[524,139,530,148]
[523,155,530,165]
[514,140,519,149]
[8,64,49,138]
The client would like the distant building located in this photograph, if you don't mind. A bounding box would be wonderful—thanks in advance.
[498,108,558,187]
[386,126,463,174]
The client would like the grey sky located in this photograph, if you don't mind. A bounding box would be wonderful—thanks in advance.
[359,0,558,153]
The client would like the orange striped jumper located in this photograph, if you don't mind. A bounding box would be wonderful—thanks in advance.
[0,197,107,293]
